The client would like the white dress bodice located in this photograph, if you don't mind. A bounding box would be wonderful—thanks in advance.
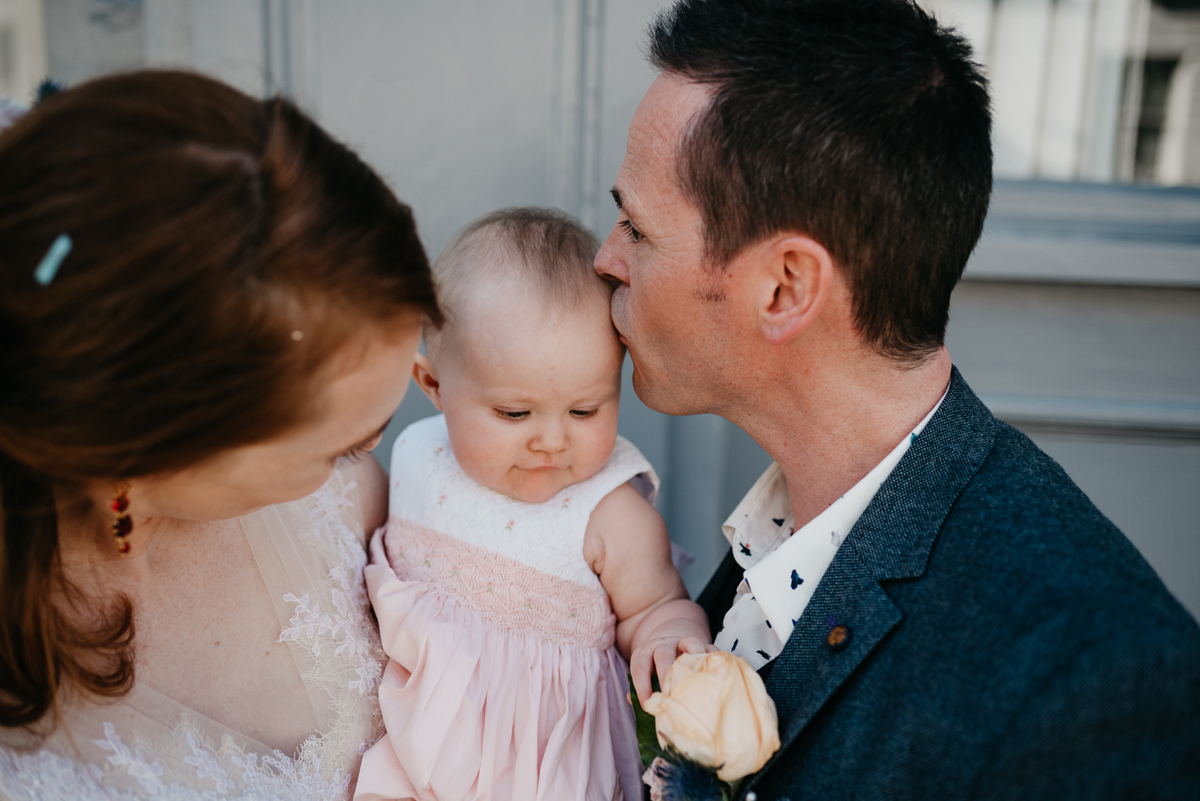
[389,414,659,585]
[0,464,387,801]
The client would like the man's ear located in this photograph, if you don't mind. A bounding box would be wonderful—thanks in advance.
[412,352,444,411]
[757,235,834,345]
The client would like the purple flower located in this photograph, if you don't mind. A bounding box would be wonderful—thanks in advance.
[643,755,724,801]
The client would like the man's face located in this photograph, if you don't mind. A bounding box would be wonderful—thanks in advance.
[594,74,740,416]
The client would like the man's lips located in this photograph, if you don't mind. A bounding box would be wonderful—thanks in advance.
[610,287,631,346]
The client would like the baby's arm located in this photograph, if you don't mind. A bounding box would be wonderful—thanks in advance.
[583,483,713,704]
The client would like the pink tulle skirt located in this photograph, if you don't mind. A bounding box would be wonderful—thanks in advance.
[354,525,641,801]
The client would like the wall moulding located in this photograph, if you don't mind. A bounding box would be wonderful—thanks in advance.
[964,179,1200,287]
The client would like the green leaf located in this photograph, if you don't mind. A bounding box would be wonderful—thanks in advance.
[628,673,663,768]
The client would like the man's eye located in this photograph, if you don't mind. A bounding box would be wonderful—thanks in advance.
[497,410,530,420]
[618,219,642,243]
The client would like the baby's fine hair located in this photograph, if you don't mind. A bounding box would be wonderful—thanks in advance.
[426,207,603,348]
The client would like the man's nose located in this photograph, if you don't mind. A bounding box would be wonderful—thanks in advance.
[594,230,629,286]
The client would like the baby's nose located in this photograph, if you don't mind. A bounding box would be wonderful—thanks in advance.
[531,422,568,453]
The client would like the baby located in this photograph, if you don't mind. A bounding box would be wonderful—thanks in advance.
[355,208,711,801]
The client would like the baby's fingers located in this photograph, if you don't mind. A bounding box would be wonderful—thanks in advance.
[629,646,655,705]
[678,636,709,655]
[652,641,679,689]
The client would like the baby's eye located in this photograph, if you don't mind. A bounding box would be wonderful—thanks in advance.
[496,409,530,420]
[617,219,643,243]
[569,409,598,418]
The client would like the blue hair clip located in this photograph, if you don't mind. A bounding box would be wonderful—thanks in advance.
[34,234,72,286]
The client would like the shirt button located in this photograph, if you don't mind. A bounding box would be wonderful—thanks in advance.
[827,624,852,651]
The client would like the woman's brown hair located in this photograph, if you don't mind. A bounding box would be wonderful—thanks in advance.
[0,71,440,727]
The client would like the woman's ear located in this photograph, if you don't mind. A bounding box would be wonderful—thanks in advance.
[758,235,834,346]
[412,352,444,411]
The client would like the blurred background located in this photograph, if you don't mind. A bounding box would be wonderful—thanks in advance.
[2,0,1197,616]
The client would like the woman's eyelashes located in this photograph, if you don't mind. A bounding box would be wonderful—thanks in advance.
[333,418,391,466]
[617,218,643,243]
[334,438,381,465]
[335,447,372,466]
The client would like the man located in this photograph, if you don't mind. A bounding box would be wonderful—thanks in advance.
[594,0,1200,797]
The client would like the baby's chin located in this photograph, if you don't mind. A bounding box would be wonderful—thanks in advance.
[484,466,603,505]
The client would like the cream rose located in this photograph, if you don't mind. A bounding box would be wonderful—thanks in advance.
[641,651,781,782]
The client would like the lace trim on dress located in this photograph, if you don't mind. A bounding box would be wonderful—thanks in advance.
[0,720,349,801]
[278,469,387,781]
[384,518,616,649]
[0,467,386,801]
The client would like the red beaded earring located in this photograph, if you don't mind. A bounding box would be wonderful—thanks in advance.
[112,484,132,555]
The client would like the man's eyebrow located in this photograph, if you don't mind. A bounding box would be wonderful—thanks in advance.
[610,187,623,210]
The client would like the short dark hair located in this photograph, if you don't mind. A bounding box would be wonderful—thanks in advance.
[649,0,992,361]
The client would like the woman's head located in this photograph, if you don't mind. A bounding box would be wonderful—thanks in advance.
[0,70,439,726]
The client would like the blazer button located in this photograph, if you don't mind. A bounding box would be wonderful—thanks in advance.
[827,624,852,651]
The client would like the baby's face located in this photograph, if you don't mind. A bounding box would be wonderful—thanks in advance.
[432,283,624,504]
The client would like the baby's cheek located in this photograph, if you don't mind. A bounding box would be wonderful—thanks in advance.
[579,434,616,479]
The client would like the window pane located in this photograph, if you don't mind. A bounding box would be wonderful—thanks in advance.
[923,0,1200,186]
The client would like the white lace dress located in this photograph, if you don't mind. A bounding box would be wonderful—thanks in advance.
[0,465,387,800]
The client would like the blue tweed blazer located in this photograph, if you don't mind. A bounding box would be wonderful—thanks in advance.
[697,368,1200,799]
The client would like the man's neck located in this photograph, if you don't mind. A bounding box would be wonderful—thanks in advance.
[729,347,952,529]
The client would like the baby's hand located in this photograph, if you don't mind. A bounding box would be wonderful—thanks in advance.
[587,483,715,703]
[630,628,718,705]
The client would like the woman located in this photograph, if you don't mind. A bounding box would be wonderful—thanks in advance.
[0,71,439,799]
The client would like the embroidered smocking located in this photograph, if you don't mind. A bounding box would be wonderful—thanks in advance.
[385,518,615,649]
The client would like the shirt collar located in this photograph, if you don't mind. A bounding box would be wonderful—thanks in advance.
[720,462,795,571]
[721,386,949,641]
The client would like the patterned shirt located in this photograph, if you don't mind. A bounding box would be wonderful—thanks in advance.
[714,388,948,669]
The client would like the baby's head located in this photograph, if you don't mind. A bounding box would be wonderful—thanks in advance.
[414,208,624,504]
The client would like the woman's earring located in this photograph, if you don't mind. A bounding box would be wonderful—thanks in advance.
[112,484,132,555]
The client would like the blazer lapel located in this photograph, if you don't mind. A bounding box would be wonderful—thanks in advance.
[762,544,903,743]
[742,368,999,795]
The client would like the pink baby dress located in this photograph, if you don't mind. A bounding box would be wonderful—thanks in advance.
[354,415,657,801]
